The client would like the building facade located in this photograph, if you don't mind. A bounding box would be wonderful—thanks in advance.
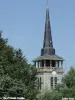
[33,3,64,91]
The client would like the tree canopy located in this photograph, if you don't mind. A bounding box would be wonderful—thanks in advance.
[0,31,38,100]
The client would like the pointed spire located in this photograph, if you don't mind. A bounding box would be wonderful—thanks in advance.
[44,2,53,48]
[41,1,55,56]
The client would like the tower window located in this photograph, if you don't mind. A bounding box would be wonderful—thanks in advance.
[52,60,56,67]
[55,77,57,84]
[51,77,53,89]
[55,77,57,88]
[37,78,39,89]
[50,77,57,89]
[38,77,42,90]
[46,60,50,66]
[40,77,42,90]
[41,60,44,67]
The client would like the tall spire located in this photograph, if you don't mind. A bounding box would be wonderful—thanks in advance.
[41,1,55,56]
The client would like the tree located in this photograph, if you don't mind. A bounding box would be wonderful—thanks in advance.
[63,67,75,88]
[61,67,75,98]
[56,67,75,98]
[37,90,63,100]
[0,31,38,100]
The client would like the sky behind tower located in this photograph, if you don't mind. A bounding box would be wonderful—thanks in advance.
[0,0,75,70]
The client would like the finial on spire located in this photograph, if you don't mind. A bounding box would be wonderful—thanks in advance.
[47,0,48,7]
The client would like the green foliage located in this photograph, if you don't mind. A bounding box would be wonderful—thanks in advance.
[63,67,75,88]
[38,90,63,100]
[0,31,38,100]
[61,67,75,98]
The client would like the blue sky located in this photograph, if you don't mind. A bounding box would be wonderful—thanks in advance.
[0,0,75,70]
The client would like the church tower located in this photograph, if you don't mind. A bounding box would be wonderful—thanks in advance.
[33,0,64,91]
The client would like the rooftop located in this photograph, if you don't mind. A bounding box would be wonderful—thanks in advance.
[33,54,64,62]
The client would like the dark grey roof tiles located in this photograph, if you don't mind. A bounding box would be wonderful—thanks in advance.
[41,5,55,56]
[32,54,64,61]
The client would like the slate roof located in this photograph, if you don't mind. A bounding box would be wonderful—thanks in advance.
[32,54,64,61]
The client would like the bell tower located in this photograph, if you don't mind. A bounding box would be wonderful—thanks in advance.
[32,0,64,91]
